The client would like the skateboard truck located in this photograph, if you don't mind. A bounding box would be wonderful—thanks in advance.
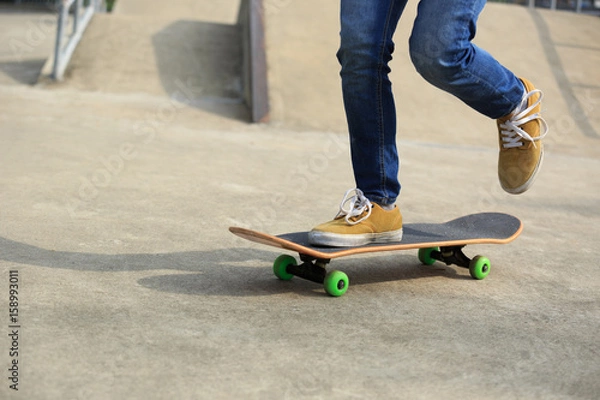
[434,246,474,269]
[419,246,491,280]
[287,255,330,284]
[273,254,350,297]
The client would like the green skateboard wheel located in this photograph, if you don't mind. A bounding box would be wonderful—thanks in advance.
[273,254,296,281]
[469,255,491,280]
[324,270,349,297]
[418,247,439,266]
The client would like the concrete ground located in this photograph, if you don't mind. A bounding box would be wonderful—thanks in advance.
[0,1,599,399]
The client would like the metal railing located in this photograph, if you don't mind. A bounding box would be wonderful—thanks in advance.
[52,0,102,80]
[12,0,58,4]
[491,0,600,13]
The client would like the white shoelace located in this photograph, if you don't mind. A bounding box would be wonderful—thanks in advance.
[499,89,549,149]
[335,188,373,226]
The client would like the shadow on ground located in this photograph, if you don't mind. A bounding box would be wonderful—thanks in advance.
[0,236,469,297]
[0,58,47,84]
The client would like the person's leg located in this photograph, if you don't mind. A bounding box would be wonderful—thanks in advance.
[309,0,408,247]
[408,0,548,194]
[409,0,522,118]
[338,0,409,206]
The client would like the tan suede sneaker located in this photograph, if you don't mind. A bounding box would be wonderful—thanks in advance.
[497,78,549,194]
[308,189,403,247]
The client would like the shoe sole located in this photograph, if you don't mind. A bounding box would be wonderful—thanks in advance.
[308,228,403,247]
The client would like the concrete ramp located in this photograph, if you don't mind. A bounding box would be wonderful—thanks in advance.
[58,0,247,120]
[112,0,240,21]
[42,1,600,151]
[266,2,600,157]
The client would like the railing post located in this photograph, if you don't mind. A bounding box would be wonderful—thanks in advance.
[52,1,68,80]
[73,0,82,34]
[51,0,95,81]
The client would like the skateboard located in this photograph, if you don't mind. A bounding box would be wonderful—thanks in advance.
[229,212,522,297]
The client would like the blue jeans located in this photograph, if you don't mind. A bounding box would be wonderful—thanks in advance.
[338,0,525,205]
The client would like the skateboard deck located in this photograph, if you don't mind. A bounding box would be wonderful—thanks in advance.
[229,212,522,297]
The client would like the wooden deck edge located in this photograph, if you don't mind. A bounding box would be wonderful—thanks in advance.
[229,220,523,260]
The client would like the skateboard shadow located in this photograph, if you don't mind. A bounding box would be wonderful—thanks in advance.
[0,235,257,272]
[330,254,472,286]
[0,236,470,298]
[137,254,472,298]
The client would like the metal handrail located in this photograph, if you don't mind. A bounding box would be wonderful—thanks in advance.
[491,0,598,13]
[525,0,593,13]
[52,0,101,80]
[527,0,583,12]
